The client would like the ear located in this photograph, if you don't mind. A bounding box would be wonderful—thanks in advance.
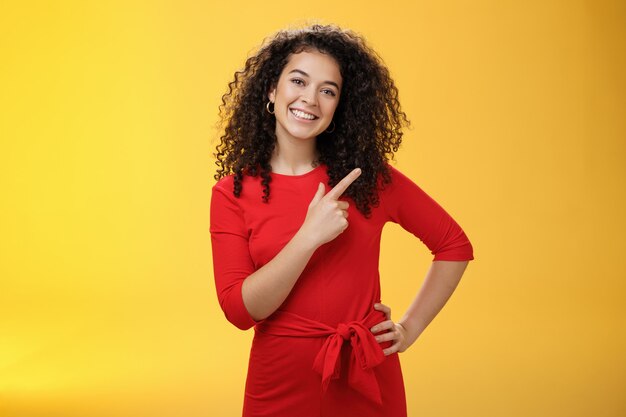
[268,86,276,103]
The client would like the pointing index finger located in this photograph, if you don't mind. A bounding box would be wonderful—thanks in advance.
[325,168,362,200]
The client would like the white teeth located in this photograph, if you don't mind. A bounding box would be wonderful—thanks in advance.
[290,109,316,120]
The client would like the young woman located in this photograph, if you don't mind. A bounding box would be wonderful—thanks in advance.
[210,24,474,417]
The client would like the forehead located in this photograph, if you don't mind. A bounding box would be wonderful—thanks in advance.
[281,50,342,85]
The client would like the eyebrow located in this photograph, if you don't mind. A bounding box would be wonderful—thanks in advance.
[288,69,340,90]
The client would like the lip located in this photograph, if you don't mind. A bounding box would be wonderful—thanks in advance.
[289,107,319,120]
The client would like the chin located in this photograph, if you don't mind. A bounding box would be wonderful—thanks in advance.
[285,128,322,141]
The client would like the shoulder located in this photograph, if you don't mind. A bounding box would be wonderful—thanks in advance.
[385,162,412,179]
[211,170,264,201]
[377,161,412,191]
[212,173,235,193]
[211,176,236,207]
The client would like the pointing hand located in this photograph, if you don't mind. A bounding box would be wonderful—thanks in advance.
[300,168,362,248]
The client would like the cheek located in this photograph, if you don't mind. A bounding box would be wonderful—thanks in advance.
[324,101,340,116]
[276,92,295,107]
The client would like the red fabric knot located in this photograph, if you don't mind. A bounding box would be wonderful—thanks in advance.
[255,308,388,405]
[312,320,386,405]
[337,322,353,340]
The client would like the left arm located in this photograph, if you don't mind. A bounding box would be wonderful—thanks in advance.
[371,163,474,355]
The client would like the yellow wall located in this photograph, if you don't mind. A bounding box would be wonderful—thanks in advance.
[1,1,624,416]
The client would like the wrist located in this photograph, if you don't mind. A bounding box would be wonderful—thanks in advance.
[398,317,423,344]
[293,227,320,253]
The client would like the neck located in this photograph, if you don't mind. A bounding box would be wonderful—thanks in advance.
[269,135,320,175]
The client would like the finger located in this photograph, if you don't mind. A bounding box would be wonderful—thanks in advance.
[309,182,326,205]
[324,168,362,201]
[374,329,399,343]
[370,320,394,333]
[383,341,400,356]
[336,200,349,210]
[374,303,392,320]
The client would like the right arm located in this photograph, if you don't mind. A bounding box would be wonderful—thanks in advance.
[240,227,318,322]
[210,168,362,330]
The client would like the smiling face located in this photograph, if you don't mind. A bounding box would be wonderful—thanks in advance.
[268,49,342,142]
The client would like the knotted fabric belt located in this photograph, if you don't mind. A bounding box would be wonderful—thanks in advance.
[255,308,388,405]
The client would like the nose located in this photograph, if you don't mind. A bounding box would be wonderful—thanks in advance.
[301,86,318,106]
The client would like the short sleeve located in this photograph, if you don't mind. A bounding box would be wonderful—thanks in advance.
[380,164,474,261]
[210,181,266,330]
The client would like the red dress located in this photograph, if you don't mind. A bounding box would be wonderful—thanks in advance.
[210,162,474,417]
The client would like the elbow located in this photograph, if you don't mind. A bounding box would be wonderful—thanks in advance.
[218,283,264,331]
[432,241,474,262]
[224,311,256,331]
[220,300,258,331]
[432,227,474,261]
[220,303,258,331]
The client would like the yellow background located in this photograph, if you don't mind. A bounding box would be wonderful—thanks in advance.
[1,1,624,416]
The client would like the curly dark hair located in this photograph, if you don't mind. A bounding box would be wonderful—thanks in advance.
[213,23,410,218]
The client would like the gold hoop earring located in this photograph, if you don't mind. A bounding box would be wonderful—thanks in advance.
[266,101,275,115]
[325,120,336,133]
